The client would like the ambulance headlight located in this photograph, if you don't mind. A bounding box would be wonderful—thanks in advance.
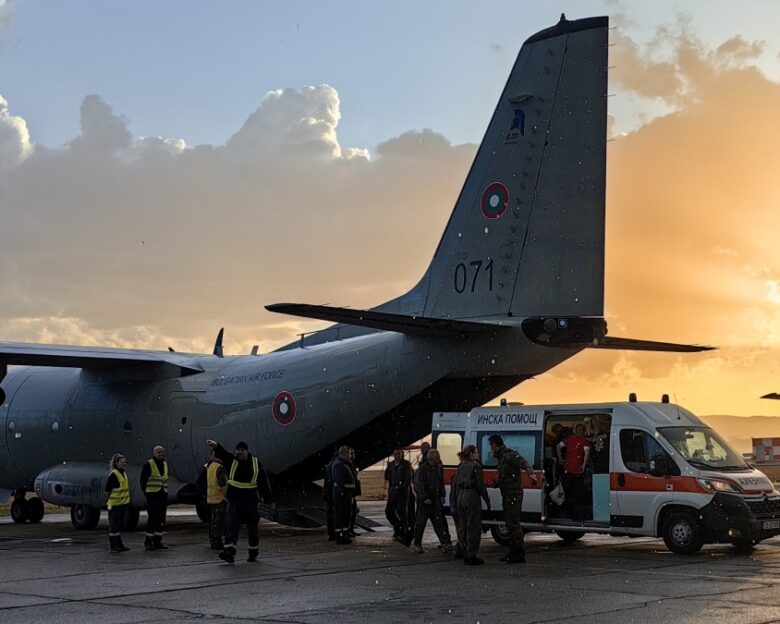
[697,478,740,493]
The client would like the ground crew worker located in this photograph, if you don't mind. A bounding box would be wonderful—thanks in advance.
[331,446,355,544]
[197,448,227,550]
[140,445,169,550]
[412,449,453,554]
[105,453,130,553]
[489,434,536,563]
[347,447,361,537]
[452,445,491,566]
[207,439,273,563]
[384,448,413,545]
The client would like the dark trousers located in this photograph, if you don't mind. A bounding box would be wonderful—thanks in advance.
[413,500,451,547]
[108,506,127,537]
[145,492,167,539]
[326,500,335,539]
[562,473,586,520]
[457,491,483,559]
[333,493,353,533]
[502,494,525,550]
[209,501,227,548]
[385,490,412,537]
[225,497,259,554]
[350,498,358,531]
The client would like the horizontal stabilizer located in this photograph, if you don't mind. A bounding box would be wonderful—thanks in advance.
[0,342,204,379]
[589,337,715,353]
[762,393,780,400]
[265,303,505,336]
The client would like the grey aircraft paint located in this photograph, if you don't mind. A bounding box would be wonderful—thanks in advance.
[0,15,711,528]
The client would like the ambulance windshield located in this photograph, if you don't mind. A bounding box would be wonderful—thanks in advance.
[657,427,749,471]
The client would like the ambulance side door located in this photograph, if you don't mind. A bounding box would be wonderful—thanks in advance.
[612,428,680,535]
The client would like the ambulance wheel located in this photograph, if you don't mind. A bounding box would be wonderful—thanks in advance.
[555,530,585,543]
[70,504,101,531]
[122,507,140,531]
[27,497,45,524]
[661,511,703,554]
[490,525,511,546]
[195,502,211,523]
[10,498,29,524]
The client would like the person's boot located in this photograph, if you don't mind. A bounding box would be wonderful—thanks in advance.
[465,557,485,566]
[247,548,259,563]
[335,531,352,545]
[117,537,130,552]
[153,535,169,550]
[219,548,235,564]
[109,536,121,553]
[502,546,526,563]
[144,536,156,551]
[454,544,464,559]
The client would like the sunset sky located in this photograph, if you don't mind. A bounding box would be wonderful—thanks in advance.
[1,1,780,418]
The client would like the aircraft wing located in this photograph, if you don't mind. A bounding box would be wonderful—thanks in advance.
[588,337,715,353]
[0,342,204,379]
[265,303,506,336]
[762,393,780,400]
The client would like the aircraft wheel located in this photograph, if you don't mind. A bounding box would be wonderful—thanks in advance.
[122,507,140,532]
[27,497,45,524]
[70,504,101,530]
[555,530,585,544]
[10,498,29,524]
[490,524,511,546]
[195,502,211,523]
[661,510,703,555]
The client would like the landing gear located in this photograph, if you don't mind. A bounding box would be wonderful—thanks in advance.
[70,504,101,530]
[27,497,45,523]
[122,507,140,532]
[10,497,29,524]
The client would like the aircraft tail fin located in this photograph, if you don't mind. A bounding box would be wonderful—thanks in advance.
[401,15,608,321]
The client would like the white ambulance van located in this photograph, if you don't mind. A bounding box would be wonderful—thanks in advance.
[432,400,780,554]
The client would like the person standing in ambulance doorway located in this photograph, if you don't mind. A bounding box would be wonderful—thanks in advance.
[106,453,131,553]
[489,434,536,563]
[452,445,491,566]
[140,445,169,551]
[556,424,591,521]
[207,439,274,564]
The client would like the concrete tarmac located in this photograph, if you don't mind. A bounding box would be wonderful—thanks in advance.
[3,502,780,623]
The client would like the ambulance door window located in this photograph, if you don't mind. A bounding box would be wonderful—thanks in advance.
[619,429,678,475]
[435,432,462,467]
[479,432,540,469]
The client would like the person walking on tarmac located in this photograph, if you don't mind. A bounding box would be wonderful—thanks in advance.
[331,446,356,545]
[105,453,131,553]
[140,445,169,551]
[489,434,536,563]
[207,439,273,563]
[412,449,453,554]
[197,448,228,550]
[452,445,491,566]
[384,448,413,545]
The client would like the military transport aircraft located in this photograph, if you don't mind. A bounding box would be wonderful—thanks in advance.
[0,15,712,530]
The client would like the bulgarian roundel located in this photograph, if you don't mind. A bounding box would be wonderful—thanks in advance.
[481,182,509,219]
[272,391,296,425]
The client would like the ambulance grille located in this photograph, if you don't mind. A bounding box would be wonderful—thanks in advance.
[747,499,780,519]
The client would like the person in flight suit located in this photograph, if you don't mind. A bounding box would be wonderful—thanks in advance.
[384,448,413,545]
[331,446,356,545]
[105,453,131,553]
[452,445,491,566]
[207,439,273,564]
[197,447,228,550]
[140,445,169,551]
[412,449,453,554]
[489,434,536,563]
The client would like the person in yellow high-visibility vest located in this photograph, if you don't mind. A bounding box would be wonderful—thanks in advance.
[140,445,169,550]
[105,453,131,553]
[207,439,273,564]
[197,447,227,549]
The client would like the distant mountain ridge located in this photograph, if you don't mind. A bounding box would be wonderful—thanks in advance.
[700,415,780,454]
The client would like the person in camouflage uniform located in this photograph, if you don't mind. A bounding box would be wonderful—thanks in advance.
[488,434,537,563]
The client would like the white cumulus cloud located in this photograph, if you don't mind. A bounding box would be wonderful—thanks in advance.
[0,94,32,170]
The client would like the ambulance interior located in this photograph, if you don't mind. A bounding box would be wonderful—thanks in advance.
[544,413,612,525]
